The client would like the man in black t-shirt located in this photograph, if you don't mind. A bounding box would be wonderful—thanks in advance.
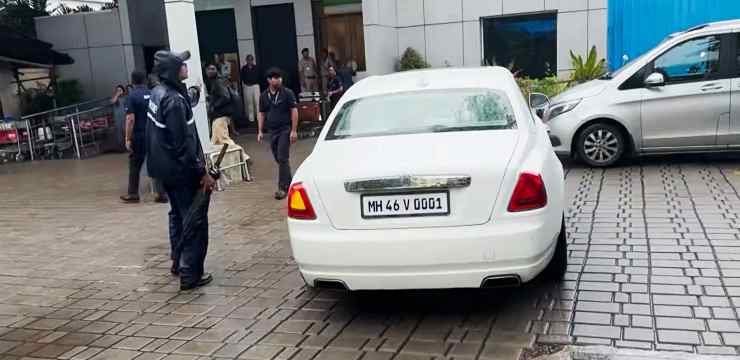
[258,68,298,200]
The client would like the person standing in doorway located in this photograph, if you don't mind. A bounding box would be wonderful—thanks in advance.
[257,68,298,200]
[240,54,260,123]
[147,50,215,291]
[217,54,231,81]
[120,70,168,204]
[320,48,335,93]
[326,65,344,112]
[298,48,318,93]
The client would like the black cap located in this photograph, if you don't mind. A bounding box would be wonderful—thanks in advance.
[154,50,190,66]
[266,67,283,79]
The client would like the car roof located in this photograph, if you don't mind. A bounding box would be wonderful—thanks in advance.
[344,67,520,101]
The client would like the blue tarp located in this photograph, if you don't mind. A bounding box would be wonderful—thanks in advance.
[608,0,740,70]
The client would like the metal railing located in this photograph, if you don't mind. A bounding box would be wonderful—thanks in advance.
[16,98,114,161]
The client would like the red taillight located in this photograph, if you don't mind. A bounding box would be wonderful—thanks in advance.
[7,132,17,141]
[508,172,547,212]
[288,182,316,220]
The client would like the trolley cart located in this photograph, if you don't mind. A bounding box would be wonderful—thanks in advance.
[19,97,111,161]
[68,106,114,159]
[297,91,326,139]
[0,120,28,163]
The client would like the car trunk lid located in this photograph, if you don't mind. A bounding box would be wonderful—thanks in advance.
[312,130,519,230]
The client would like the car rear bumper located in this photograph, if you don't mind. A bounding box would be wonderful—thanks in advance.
[288,214,561,290]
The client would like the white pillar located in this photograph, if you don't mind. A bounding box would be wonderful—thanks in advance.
[164,0,211,148]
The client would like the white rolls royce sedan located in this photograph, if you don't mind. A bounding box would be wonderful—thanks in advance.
[286,67,566,291]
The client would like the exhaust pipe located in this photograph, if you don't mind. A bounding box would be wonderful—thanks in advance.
[481,275,521,288]
[314,279,349,290]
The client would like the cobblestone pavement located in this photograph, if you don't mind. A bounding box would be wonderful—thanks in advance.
[1,138,740,360]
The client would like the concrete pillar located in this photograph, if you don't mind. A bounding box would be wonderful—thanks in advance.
[164,0,211,148]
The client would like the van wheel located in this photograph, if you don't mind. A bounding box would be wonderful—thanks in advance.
[576,123,625,167]
[542,218,567,281]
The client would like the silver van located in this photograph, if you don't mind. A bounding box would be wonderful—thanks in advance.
[545,20,740,167]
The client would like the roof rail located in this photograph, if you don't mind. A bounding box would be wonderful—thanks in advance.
[685,24,709,33]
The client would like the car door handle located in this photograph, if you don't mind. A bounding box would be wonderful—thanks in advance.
[701,83,724,92]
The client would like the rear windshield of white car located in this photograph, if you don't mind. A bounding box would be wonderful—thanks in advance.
[325,89,517,140]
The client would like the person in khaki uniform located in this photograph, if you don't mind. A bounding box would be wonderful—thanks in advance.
[298,48,319,93]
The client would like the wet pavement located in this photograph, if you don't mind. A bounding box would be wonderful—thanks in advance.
[1,137,740,360]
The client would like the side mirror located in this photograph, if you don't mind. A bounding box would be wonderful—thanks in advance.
[529,93,550,109]
[529,93,550,118]
[644,72,665,88]
[188,86,201,107]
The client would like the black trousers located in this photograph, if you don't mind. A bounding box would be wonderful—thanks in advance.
[128,139,165,196]
[270,128,292,191]
[164,178,208,285]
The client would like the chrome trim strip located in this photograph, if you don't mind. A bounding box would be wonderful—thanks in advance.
[344,175,471,193]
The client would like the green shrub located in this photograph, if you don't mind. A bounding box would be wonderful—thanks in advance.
[20,88,53,115]
[569,46,606,84]
[55,79,83,107]
[399,47,429,71]
[517,76,570,99]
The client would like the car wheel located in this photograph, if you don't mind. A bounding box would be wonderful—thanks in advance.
[542,218,567,281]
[576,123,625,167]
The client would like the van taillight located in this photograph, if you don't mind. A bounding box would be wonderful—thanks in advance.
[288,182,316,220]
[508,172,547,212]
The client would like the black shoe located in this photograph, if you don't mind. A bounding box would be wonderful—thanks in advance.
[154,195,169,204]
[120,195,140,203]
[170,262,179,276]
[180,273,213,291]
[274,190,287,200]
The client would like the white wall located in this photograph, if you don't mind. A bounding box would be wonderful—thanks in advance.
[363,0,608,76]
[363,0,398,74]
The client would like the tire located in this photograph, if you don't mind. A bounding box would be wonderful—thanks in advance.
[542,218,567,281]
[576,122,626,167]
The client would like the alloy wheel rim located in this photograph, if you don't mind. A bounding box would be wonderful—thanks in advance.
[583,129,619,163]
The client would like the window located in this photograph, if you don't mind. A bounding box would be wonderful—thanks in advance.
[736,34,740,74]
[653,36,720,83]
[326,90,516,140]
[482,12,557,79]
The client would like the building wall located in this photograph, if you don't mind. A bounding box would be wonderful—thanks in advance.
[362,0,607,77]
[35,3,168,101]
[608,0,740,70]
[36,10,127,99]
[194,0,315,69]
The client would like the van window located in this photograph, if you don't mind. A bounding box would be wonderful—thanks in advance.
[653,36,721,83]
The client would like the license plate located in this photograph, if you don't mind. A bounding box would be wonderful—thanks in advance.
[361,192,450,218]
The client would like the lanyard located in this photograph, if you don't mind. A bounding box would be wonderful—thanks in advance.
[268,89,280,106]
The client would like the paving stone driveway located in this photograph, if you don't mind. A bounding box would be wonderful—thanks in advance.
[1,138,740,360]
